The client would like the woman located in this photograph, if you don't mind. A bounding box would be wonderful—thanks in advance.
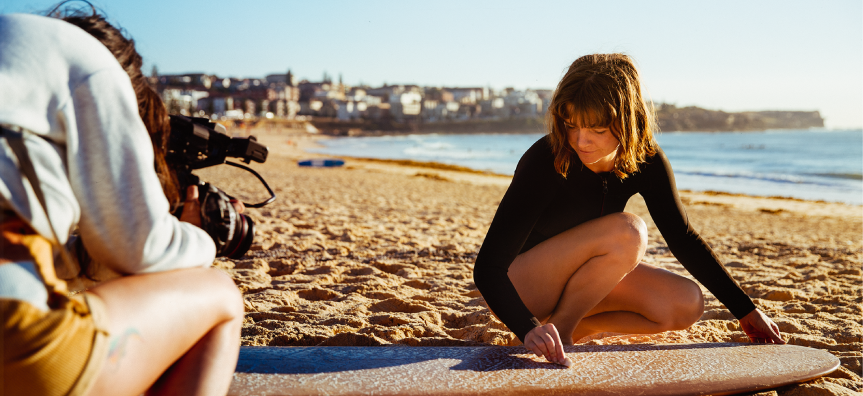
[1,9,242,396]
[473,53,784,366]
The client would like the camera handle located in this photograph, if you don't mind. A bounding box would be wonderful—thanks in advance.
[224,161,276,208]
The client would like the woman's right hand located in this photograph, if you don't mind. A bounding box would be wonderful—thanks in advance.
[524,323,573,367]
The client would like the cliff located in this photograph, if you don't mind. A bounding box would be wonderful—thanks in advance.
[655,104,824,132]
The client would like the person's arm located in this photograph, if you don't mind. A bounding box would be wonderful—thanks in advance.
[474,137,561,342]
[642,149,783,343]
[640,148,758,318]
[68,67,216,274]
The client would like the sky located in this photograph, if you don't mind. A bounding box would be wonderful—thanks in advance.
[3,0,862,128]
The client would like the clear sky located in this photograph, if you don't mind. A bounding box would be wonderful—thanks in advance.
[3,0,862,128]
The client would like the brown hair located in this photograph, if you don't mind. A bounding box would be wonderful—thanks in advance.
[546,53,658,179]
[47,2,180,206]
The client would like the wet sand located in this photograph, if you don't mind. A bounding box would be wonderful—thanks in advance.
[199,128,861,395]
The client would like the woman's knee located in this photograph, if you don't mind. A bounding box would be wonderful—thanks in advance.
[614,212,647,241]
[196,267,244,320]
[666,280,705,330]
[602,213,648,259]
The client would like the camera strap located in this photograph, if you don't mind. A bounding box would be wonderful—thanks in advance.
[0,123,78,290]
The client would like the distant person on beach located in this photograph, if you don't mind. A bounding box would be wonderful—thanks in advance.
[1,7,242,396]
[473,53,785,366]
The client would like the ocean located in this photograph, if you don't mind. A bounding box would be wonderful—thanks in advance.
[308,129,863,205]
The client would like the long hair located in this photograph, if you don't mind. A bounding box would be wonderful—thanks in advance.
[546,53,658,179]
[47,2,180,207]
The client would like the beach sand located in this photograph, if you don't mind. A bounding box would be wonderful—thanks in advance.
[199,127,861,395]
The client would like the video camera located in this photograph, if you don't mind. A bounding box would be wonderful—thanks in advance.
[167,115,276,259]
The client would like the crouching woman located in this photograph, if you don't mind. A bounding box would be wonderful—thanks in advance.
[473,53,784,366]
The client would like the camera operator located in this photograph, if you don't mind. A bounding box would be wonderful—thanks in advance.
[1,7,242,396]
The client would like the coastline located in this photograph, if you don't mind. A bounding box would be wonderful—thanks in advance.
[299,130,862,207]
[206,127,861,394]
[312,125,838,138]
[306,107,827,137]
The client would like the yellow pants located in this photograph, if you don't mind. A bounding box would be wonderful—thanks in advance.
[1,217,110,396]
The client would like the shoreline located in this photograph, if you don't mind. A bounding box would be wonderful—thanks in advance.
[304,108,829,136]
[312,125,856,138]
[296,132,862,208]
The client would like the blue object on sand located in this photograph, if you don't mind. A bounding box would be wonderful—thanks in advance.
[298,159,345,168]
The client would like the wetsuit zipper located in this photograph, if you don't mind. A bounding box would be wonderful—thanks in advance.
[600,175,608,216]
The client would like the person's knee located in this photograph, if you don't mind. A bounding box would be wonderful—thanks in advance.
[604,213,648,264]
[199,267,244,320]
[666,280,704,330]
[620,212,648,243]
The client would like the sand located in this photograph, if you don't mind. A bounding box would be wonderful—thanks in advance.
[196,127,861,395]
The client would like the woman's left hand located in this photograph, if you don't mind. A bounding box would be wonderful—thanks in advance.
[179,185,202,227]
[739,309,785,344]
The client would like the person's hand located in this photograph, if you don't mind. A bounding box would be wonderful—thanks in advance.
[229,198,245,214]
[739,309,785,344]
[179,185,202,228]
[524,323,573,367]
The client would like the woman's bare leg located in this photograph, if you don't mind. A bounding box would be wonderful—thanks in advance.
[508,212,647,344]
[567,263,704,342]
[84,267,243,396]
[508,212,702,345]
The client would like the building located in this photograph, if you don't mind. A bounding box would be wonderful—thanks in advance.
[152,70,549,123]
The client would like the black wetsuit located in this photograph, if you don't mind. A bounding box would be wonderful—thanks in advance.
[473,136,756,342]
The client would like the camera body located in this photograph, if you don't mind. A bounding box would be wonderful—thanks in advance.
[196,182,253,259]
[167,115,272,259]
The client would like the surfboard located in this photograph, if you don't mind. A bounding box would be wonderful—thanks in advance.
[228,343,839,395]
[297,158,345,168]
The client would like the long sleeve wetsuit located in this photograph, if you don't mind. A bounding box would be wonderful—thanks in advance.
[473,136,756,342]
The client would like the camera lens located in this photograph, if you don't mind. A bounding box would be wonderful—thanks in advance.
[223,214,255,259]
